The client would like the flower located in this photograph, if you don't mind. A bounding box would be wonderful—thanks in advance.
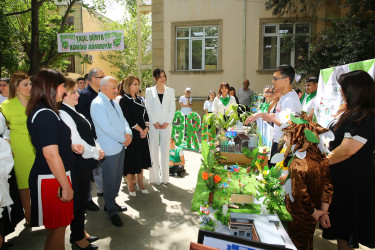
[202,172,209,180]
[214,175,221,183]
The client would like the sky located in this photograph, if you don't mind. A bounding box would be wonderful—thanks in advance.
[83,0,127,22]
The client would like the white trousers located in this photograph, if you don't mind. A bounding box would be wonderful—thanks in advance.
[148,126,172,184]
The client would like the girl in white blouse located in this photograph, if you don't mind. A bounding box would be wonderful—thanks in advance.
[203,90,215,115]
[212,82,236,116]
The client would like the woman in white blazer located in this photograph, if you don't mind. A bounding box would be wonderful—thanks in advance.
[145,68,176,185]
[212,82,237,116]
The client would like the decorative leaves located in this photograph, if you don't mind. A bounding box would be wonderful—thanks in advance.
[304,129,320,143]
[291,118,309,124]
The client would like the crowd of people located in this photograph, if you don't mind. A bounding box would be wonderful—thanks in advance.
[0,63,375,250]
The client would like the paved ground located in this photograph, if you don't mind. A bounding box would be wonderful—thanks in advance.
[6,151,370,249]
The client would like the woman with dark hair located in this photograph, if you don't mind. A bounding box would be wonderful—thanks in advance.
[212,82,236,115]
[115,79,126,103]
[26,69,83,250]
[59,78,104,249]
[228,87,239,104]
[322,70,375,249]
[120,75,151,195]
[0,72,34,225]
[145,68,176,186]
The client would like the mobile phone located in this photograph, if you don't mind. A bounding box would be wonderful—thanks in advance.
[57,187,62,198]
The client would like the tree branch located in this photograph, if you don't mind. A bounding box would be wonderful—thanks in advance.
[5,0,48,16]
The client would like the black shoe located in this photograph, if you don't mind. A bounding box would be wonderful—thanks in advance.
[97,192,103,197]
[87,236,99,243]
[86,200,99,211]
[72,242,98,249]
[109,214,123,227]
[104,203,127,212]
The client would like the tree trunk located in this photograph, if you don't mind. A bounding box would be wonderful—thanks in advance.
[29,0,40,75]
[208,191,214,205]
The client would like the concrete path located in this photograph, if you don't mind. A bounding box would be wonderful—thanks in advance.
[6,151,370,249]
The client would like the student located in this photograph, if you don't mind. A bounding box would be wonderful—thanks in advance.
[169,138,185,177]
[179,87,192,116]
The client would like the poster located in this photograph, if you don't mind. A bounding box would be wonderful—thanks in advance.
[315,58,375,127]
[57,30,124,52]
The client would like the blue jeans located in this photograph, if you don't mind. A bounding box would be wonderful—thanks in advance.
[101,148,125,216]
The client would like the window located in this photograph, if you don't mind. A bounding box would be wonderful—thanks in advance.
[262,23,310,69]
[66,55,75,73]
[176,26,218,71]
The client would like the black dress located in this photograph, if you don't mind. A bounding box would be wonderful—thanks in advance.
[119,94,151,175]
[322,114,375,248]
[27,105,74,227]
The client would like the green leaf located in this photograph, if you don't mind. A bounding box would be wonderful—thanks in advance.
[304,129,320,143]
[242,147,252,158]
[287,155,295,167]
[201,141,209,163]
[291,118,309,124]
[207,151,215,167]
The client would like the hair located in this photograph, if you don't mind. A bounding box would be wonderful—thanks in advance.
[335,70,375,129]
[229,87,236,96]
[274,64,295,83]
[207,90,216,100]
[88,68,102,82]
[243,79,250,85]
[26,69,65,116]
[64,77,77,95]
[76,77,85,82]
[153,68,167,82]
[218,82,230,95]
[0,78,10,83]
[305,76,318,84]
[118,82,125,96]
[124,75,140,95]
[100,76,117,90]
[268,87,280,112]
[293,87,302,96]
[84,74,89,81]
[9,72,29,99]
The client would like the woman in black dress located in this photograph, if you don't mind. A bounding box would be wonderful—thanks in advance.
[119,75,151,196]
[26,69,83,250]
[321,70,375,249]
[59,78,104,249]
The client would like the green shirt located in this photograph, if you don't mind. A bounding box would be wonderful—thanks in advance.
[169,146,183,167]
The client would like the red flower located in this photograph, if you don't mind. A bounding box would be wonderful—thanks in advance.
[214,175,221,183]
[202,172,209,180]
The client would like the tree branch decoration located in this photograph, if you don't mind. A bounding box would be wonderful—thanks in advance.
[171,110,185,146]
[186,112,201,150]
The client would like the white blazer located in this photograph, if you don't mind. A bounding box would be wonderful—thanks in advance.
[145,86,176,125]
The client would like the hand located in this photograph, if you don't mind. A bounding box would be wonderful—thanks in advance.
[169,161,174,167]
[140,130,146,138]
[244,113,261,125]
[279,174,287,185]
[72,144,84,155]
[153,123,161,129]
[98,149,105,160]
[123,134,132,147]
[320,213,331,228]
[160,123,169,129]
[311,208,329,222]
[60,185,74,202]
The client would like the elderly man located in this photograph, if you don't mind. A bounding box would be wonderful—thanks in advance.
[91,76,132,227]
[237,79,254,108]
[76,68,105,211]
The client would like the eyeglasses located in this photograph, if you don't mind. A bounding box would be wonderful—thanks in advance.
[94,76,105,79]
[265,91,274,94]
[272,76,287,81]
[304,83,316,87]
[0,84,8,87]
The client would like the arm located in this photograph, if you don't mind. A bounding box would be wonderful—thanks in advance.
[119,98,138,129]
[327,138,365,165]
[212,97,219,115]
[145,89,156,125]
[42,145,73,202]
[165,88,176,125]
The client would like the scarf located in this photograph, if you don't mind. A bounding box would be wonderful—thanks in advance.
[220,96,230,106]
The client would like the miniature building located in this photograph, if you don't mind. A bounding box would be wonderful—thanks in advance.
[233,134,258,151]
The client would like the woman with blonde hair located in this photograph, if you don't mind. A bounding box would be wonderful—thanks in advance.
[119,75,151,195]
[0,72,34,226]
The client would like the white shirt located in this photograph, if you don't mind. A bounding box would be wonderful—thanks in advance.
[212,95,237,115]
[237,88,254,106]
[179,95,192,115]
[59,103,102,160]
[203,100,213,113]
[0,95,8,104]
[273,90,302,142]
[301,93,317,114]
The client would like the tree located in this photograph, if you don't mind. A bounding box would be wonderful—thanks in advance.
[264,0,375,77]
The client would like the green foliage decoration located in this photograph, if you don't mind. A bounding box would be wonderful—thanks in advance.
[185,112,201,150]
[171,110,185,146]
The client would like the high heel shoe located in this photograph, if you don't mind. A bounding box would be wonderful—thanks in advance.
[72,242,98,249]
[136,183,149,193]
[127,185,136,196]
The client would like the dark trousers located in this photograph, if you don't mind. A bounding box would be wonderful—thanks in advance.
[169,165,184,176]
[269,141,279,168]
[70,166,92,241]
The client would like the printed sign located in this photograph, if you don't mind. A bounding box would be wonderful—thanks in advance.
[57,30,124,52]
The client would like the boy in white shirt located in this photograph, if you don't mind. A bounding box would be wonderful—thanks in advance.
[179,87,192,116]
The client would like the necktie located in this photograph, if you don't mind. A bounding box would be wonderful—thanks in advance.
[110,99,119,115]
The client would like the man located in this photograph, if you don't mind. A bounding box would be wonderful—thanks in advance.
[300,76,318,117]
[245,65,302,158]
[90,76,132,227]
[179,87,192,116]
[76,68,105,211]
[76,77,86,91]
[237,79,254,108]
[0,78,9,104]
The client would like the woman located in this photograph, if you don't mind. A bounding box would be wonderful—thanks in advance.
[203,90,215,115]
[26,69,82,250]
[0,72,34,225]
[119,75,151,195]
[212,82,236,116]
[59,78,104,249]
[0,78,9,104]
[322,70,375,249]
[145,68,176,186]
[259,86,272,113]
[115,79,125,103]
[228,87,239,104]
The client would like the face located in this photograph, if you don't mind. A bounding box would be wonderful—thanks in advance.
[101,79,118,100]
[185,90,191,97]
[56,83,66,102]
[63,84,80,106]
[0,81,9,95]
[17,78,32,98]
[170,139,175,149]
[304,81,318,94]
[272,71,288,93]
[129,79,140,95]
[155,72,166,85]
[221,86,228,95]
[263,88,269,98]
[92,70,105,87]
[210,92,216,100]
[77,80,86,90]
[243,81,249,89]
[229,90,235,96]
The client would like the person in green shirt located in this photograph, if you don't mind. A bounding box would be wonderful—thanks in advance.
[169,138,185,176]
